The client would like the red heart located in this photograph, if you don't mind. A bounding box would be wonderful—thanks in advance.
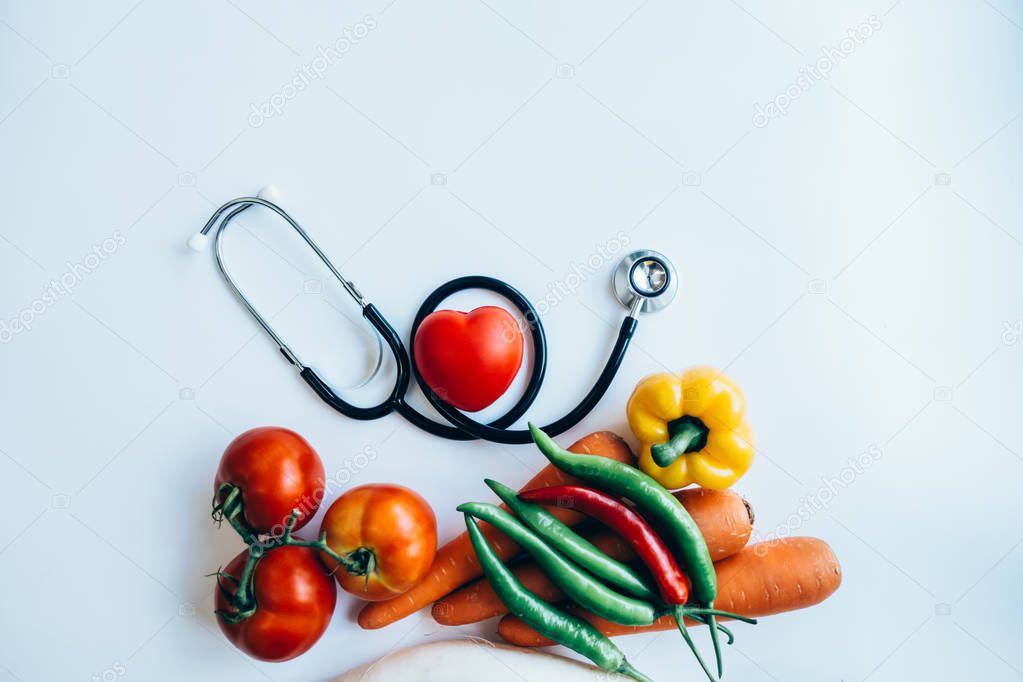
[413,306,524,412]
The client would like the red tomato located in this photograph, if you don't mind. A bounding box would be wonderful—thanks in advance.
[214,427,325,533]
[215,545,337,662]
[413,306,524,411]
[320,484,437,601]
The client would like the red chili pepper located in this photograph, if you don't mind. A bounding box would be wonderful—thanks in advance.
[519,484,690,606]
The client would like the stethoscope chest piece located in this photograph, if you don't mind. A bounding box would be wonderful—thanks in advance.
[612,249,678,315]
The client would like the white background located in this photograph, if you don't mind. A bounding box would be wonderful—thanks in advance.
[1,1,1022,680]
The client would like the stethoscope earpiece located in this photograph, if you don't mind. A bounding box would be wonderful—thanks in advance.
[187,232,209,252]
[187,185,280,253]
[257,184,281,204]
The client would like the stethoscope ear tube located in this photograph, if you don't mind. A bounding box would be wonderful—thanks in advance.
[298,303,411,421]
[300,367,393,420]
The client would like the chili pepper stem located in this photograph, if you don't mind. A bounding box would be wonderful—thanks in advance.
[650,418,709,468]
[674,606,718,682]
[690,615,735,645]
[684,607,757,625]
[653,610,739,643]
[707,612,723,679]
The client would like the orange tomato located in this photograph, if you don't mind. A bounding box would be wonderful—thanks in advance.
[320,484,437,601]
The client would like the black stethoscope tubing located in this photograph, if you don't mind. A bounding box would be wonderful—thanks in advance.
[193,192,647,445]
[302,275,636,444]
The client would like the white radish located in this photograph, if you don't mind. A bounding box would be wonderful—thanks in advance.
[334,639,632,681]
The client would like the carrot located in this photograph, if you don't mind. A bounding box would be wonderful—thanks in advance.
[433,488,753,625]
[498,537,842,646]
[357,431,634,629]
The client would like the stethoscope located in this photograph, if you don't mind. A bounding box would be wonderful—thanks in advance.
[189,185,678,444]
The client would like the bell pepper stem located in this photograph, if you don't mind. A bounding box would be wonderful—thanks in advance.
[650,418,709,468]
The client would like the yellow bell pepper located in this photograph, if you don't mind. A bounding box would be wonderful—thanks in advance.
[626,367,754,489]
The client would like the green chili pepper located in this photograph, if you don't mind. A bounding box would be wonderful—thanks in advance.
[528,423,728,677]
[484,478,658,602]
[484,479,740,646]
[463,514,653,682]
[458,502,658,626]
[470,486,735,647]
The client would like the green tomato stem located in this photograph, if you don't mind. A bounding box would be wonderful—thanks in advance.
[211,483,259,546]
[213,507,365,625]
